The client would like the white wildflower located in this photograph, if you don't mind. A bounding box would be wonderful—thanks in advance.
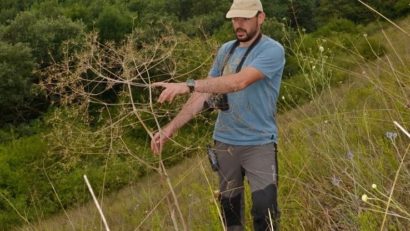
[331,175,341,187]
[319,46,324,52]
[361,194,368,202]
[385,132,398,141]
[346,151,354,160]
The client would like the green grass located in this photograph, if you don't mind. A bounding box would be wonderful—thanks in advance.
[11,15,410,231]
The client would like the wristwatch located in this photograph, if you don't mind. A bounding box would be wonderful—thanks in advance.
[186,79,195,93]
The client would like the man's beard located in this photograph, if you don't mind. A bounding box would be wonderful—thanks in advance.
[235,28,258,42]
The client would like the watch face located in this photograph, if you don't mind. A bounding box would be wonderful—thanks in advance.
[187,79,195,92]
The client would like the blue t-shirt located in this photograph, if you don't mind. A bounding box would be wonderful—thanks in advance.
[208,35,285,145]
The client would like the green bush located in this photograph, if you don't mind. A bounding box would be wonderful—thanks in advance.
[0,135,47,229]
[0,120,44,143]
[357,37,387,60]
[0,0,35,24]
[95,5,133,43]
[2,11,85,66]
[0,108,154,229]
[0,42,35,124]
[314,18,359,36]
[394,0,410,15]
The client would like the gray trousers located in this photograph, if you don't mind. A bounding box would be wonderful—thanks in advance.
[213,141,280,231]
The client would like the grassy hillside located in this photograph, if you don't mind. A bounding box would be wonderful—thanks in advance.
[16,16,410,231]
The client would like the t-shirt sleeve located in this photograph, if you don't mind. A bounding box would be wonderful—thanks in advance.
[248,43,285,79]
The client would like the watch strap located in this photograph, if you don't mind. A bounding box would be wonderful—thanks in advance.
[186,79,195,92]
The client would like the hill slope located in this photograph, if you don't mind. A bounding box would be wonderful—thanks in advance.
[19,17,410,231]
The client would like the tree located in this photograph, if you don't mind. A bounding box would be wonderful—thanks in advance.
[0,10,85,124]
[0,42,35,124]
[394,0,410,16]
[0,0,36,24]
[272,0,318,32]
[95,5,133,42]
[315,0,374,26]
[2,11,85,66]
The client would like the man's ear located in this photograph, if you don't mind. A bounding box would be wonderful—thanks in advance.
[258,12,266,24]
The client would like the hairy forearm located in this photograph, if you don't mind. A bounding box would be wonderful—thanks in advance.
[194,68,263,94]
[165,92,210,134]
[195,74,244,94]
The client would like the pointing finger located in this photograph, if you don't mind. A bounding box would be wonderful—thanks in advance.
[151,133,161,154]
[158,89,174,103]
[152,82,165,88]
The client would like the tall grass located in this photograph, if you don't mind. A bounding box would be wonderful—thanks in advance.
[15,16,410,231]
[276,16,410,230]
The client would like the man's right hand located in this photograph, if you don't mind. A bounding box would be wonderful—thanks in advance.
[152,82,190,103]
[150,126,173,155]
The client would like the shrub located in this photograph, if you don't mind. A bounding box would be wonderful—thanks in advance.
[0,135,47,229]
[0,42,35,124]
[95,5,133,43]
[1,11,85,66]
[357,37,387,60]
[314,18,359,36]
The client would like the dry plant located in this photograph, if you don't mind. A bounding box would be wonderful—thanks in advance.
[37,26,221,230]
[20,7,410,231]
[276,10,410,230]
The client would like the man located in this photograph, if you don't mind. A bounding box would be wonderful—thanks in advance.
[150,0,285,230]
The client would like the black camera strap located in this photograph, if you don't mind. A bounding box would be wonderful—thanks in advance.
[205,33,262,112]
[220,33,263,75]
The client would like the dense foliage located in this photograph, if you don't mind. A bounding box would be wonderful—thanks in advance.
[0,0,409,125]
[0,0,409,229]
